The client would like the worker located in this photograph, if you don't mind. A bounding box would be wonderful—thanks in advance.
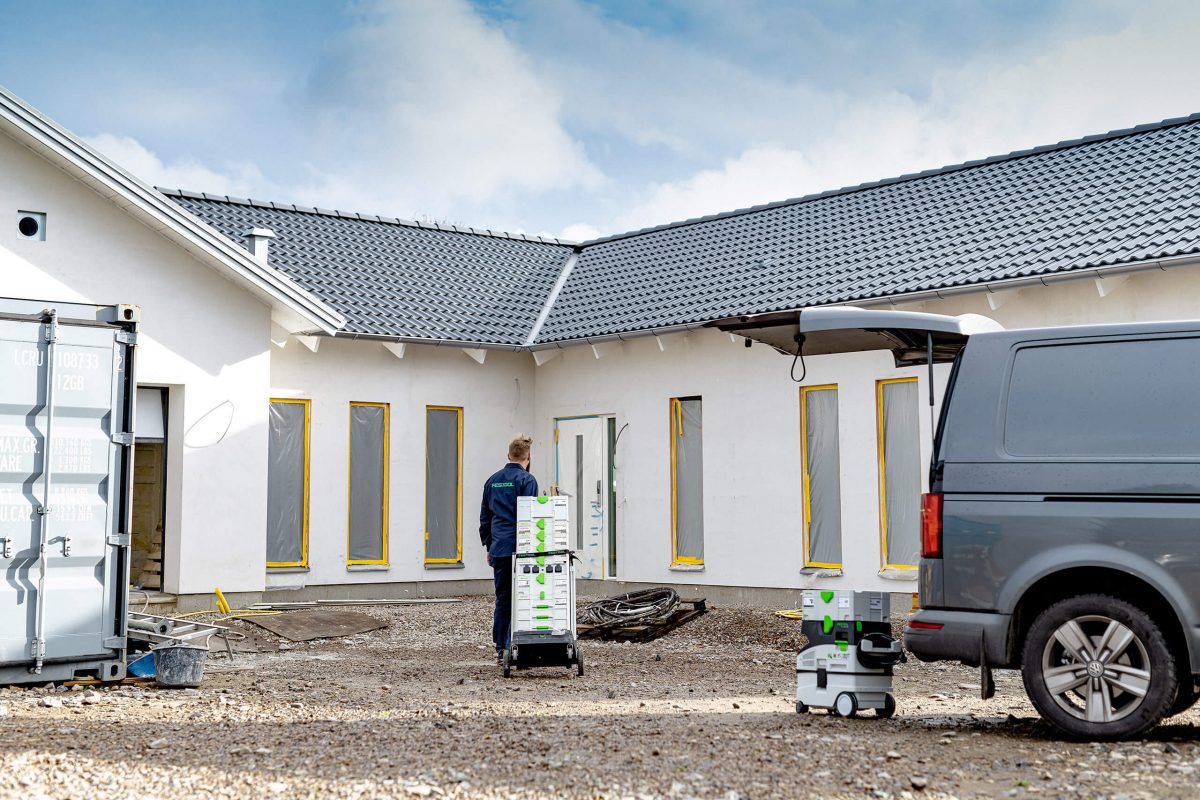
[479,434,539,662]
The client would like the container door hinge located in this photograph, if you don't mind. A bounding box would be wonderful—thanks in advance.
[115,331,138,346]
[61,536,71,557]
[111,432,133,446]
[29,638,45,659]
[103,636,126,650]
[0,538,10,558]
[106,532,131,547]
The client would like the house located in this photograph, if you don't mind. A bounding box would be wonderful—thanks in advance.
[3,82,1200,608]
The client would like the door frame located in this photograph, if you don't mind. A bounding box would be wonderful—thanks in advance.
[553,414,617,579]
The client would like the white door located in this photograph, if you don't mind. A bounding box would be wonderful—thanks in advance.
[554,417,608,579]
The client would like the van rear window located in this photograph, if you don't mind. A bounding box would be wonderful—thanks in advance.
[1005,337,1200,458]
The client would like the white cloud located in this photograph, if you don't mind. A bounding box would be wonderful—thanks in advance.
[294,0,602,218]
[558,222,602,243]
[613,1,1200,233]
[82,133,265,196]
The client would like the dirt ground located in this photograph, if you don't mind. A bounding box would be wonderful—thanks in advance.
[2,596,1199,800]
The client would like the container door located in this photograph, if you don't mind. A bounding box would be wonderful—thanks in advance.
[554,417,609,579]
[0,318,123,670]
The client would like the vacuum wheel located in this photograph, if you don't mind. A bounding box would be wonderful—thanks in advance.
[796,700,808,715]
[877,693,896,719]
[834,692,858,718]
[575,648,584,677]
[502,648,512,678]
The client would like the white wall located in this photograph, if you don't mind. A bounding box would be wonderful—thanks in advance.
[270,337,535,587]
[532,330,946,593]
[0,130,273,595]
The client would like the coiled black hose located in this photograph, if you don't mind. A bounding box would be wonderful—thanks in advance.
[579,587,680,629]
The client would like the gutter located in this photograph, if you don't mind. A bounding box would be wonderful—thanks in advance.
[331,330,528,353]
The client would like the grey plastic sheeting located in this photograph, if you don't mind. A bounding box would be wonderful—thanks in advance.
[804,388,842,566]
[425,408,460,561]
[266,401,306,565]
[674,399,704,561]
[348,405,387,563]
[881,381,921,567]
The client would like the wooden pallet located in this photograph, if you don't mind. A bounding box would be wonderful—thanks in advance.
[577,598,708,643]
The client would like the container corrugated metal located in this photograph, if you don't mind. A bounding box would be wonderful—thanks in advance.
[0,298,137,684]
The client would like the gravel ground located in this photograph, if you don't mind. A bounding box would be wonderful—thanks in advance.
[2,596,1199,799]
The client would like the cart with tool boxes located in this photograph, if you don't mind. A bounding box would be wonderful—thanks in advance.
[502,495,583,677]
[795,590,905,718]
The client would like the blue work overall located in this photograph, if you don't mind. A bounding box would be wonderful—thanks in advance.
[479,463,539,653]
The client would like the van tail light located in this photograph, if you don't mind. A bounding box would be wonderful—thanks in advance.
[920,492,943,559]
[908,620,944,630]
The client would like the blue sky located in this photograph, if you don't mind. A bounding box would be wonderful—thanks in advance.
[1,0,1196,240]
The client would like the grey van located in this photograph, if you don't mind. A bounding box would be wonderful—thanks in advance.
[721,308,1200,739]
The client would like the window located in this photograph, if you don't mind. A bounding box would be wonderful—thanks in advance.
[425,406,463,564]
[670,397,704,565]
[877,378,921,569]
[347,402,389,565]
[266,399,310,568]
[800,385,842,568]
[1005,337,1200,457]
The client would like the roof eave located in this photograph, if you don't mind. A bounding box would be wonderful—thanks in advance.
[0,84,345,335]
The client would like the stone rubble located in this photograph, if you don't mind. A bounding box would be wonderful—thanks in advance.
[0,597,1196,799]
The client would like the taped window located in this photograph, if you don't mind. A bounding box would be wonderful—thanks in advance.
[267,399,309,568]
[670,397,704,565]
[801,385,841,568]
[425,406,463,564]
[348,402,388,565]
[877,378,921,569]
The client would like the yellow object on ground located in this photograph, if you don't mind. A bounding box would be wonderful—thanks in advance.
[214,587,232,614]
[774,609,804,620]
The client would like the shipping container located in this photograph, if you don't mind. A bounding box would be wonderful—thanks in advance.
[0,298,138,684]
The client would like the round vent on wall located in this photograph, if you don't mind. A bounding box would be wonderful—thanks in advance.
[17,211,46,241]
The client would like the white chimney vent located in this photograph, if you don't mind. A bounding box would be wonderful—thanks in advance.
[243,228,276,263]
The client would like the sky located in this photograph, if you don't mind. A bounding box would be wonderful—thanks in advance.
[1,0,1198,241]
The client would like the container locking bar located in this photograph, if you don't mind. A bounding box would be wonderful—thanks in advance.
[30,309,59,674]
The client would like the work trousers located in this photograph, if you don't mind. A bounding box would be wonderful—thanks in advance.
[492,555,513,653]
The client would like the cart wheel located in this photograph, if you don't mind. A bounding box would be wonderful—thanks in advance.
[833,692,858,718]
[575,649,584,677]
[502,649,512,678]
[877,694,896,719]
[796,700,808,715]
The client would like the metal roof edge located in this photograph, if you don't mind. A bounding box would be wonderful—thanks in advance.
[329,330,527,352]
[157,188,579,248]
[0,84,346,335]
[578,111,1200,247]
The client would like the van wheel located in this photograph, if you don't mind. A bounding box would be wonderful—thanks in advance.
[1022,594,1175,740]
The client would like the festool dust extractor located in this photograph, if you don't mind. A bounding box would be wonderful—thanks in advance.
[795,590,904,718]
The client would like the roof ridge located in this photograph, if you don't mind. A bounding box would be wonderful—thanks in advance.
[580,111,1200,246]
[156,188,577,247]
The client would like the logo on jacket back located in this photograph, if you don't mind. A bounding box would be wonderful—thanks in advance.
[492,481,515,488]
